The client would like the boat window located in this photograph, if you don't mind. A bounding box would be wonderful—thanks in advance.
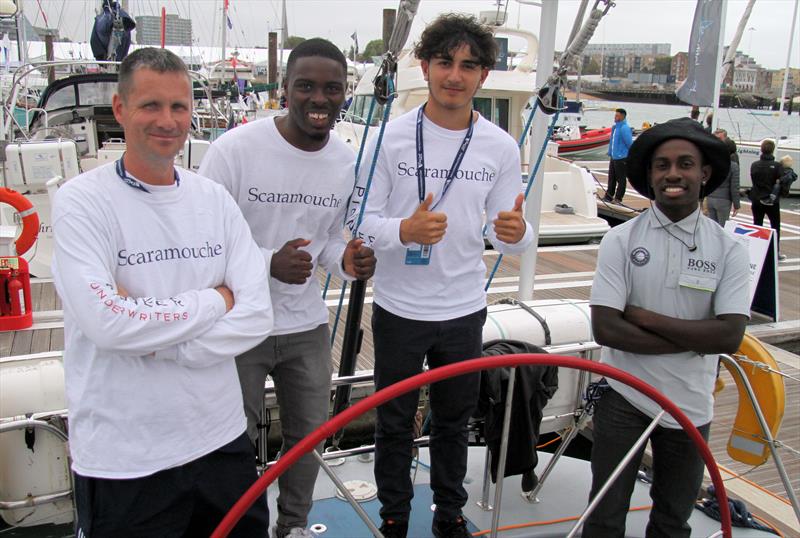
[494,98,509,132]
[78,82,116,107]
[43,86,77,111]
[344,95,383,126]
[473,97,510,133]
[473,97,492,123]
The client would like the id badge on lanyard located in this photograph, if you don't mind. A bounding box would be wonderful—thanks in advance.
[405,104,474,266]
[405,244,432,265]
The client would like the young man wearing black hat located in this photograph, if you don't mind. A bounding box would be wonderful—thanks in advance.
[586,117,750,537]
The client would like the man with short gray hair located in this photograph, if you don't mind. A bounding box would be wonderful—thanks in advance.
[52,47,271,536]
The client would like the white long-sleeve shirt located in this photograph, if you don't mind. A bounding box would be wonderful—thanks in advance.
[349,107,533,321]
[52,163,273,478]
[199,117,356,335]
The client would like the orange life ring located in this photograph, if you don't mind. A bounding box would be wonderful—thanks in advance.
[0,187,39,256]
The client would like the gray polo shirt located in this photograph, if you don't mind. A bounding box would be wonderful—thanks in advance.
[590,205,750,427]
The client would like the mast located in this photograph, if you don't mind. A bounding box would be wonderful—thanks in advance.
[14,0,25,63]
[221,0,228,63]
[518,0,558,301]
[568,0,590,102]
[279,0,287,90]
[720,0,755,86]
[779,0,799,112]
[710,0,728,133]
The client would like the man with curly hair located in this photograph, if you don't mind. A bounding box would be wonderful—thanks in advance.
[348,13,532,538]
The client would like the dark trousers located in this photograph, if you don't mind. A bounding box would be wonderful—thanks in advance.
[584,389,710,538]
[751,199,781,251]
[606,158,628,201]
[74,432,268,538]
[372,304,487,522]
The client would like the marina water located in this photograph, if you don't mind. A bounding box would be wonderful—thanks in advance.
[580,99,800,144]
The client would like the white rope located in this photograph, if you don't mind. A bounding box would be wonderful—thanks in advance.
[774,439,800,458]
[386,0,420,56]
[560,7,603,68]
[732,354,800,383]
[539,0,614,113]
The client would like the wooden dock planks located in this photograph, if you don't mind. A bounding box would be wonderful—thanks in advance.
[1,208,798,509]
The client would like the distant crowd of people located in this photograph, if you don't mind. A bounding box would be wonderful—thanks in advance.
[47,12,789,538]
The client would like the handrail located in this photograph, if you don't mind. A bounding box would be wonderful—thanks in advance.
[0,417,74,519]
[211,354,733,538]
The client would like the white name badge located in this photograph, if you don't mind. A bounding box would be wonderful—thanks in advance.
[678,273,718,292]
[405,244,432,265]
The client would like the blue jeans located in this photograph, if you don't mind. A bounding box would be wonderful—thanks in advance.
[585,388,710,538]
[372,304,486,522]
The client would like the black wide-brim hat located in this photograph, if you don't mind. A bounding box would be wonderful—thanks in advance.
[626,117,731,199]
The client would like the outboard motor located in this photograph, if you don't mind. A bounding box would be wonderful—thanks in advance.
[90,0,136,62]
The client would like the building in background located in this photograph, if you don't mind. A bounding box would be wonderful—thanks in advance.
[583,43,671,57]
[671,52,689,83]
[135,14,192,46]
[581,43,670,81]
[769,68,799,97]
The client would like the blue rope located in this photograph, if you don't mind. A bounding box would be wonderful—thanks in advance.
[353,82,396,237]
[321,272,332,300]
[330,79,397,346]
[481,99,539,238]
[485,98,563,292]
[518,99,539,149]
[323,98,378,303]
[354,97,378,179]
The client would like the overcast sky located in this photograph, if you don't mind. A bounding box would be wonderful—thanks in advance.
[21,0,800,70]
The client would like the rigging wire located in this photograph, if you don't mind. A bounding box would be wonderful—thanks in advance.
[229,1,243,50]
[55,0,67,33]
[34,0,49,28]
[210,0,219,57]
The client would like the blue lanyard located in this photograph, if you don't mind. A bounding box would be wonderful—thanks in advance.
[115,156,180,193]
[415,103,474,210]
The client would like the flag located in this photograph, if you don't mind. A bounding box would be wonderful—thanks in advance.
[227,15,233,30]
[351,31,359,61]
[733,223,772,240]
[281,0,289,46]
[676,0,724,106]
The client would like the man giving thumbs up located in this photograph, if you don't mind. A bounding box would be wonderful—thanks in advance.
[347,14,533,537]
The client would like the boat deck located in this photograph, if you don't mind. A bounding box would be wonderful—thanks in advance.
[1,195,798,530]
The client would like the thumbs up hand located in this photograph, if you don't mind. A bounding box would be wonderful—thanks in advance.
[493,194,527,244]
[271,238,314,284]
[399,193,448,245]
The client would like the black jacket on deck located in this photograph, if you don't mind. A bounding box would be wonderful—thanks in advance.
[749,154,783,201]
[477,340,559,482]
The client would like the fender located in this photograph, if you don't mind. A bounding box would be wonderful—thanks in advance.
[723,334,786,466]
[0,187,39,256]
